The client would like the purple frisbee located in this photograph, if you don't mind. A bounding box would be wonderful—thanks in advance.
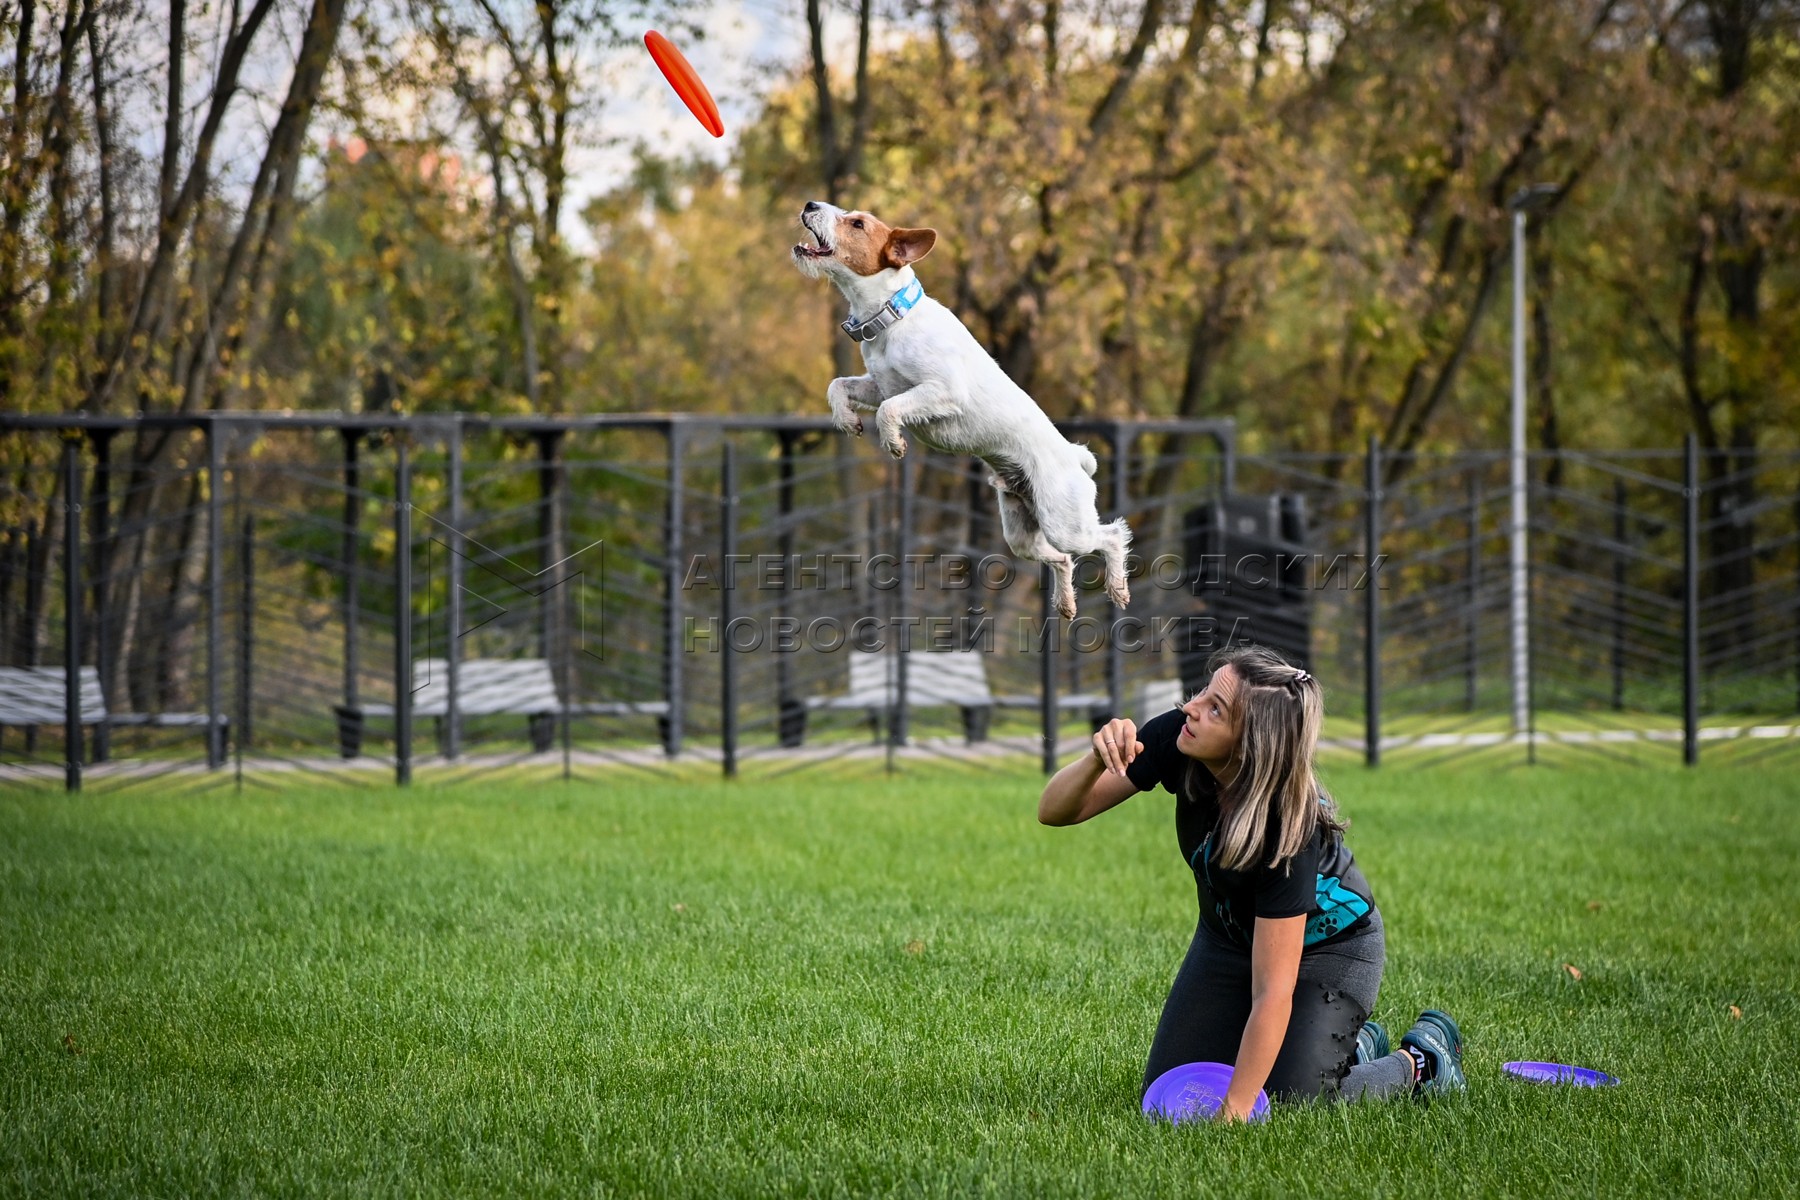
[1502,1061,1620,1087]
[1143,1061,1272,1124]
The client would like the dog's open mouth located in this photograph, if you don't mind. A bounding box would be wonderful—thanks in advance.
[793,224,833,259]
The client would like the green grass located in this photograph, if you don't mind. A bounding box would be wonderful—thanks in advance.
[2,762,1797,1198]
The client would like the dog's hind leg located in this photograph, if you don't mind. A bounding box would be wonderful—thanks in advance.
[995,488,1077,620]
[1097,517,1132,609]
[994,485,1042,558]
[1040,545,1079,620]
[1032,542,1078,620]
[1029,470,1127,613]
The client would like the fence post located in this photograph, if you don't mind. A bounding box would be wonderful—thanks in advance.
[446,417,463,760]
[720,440,737,779]
[1108,421,1129,722]
[1527,483,1538,768]
[1466,471,1481,712]
[23,516,41,756]
[395,437,413,786]
[61,436,82,793]
[560,433,573,779]
[206,418,223,769]
[880,465,896,775]
[893,452,912,751]
[1364,435,1382,767]
[775,430,802,747]
[88,430,113,763]
[1040,563,1057,776]
[532,428,572,774]
[1612,477,1627,712]
[535,430,563,664]
[663,421,685,758]
[534,428,567,767]
[1683,434,1700,767]
[238,510,253,764]
[340,429,363,757]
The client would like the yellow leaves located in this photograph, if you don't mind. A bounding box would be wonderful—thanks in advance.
[1728,1004,1742,1020]
[1562,962,1583,981]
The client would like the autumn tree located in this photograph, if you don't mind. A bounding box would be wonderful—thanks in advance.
[1,0,352,704]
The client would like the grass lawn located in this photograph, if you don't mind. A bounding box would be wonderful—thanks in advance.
[2,760,1796,1198]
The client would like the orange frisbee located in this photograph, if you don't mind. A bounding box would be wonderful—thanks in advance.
[644,30,724,139]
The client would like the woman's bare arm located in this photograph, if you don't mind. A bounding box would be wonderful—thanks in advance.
[1219,914,1306,1121]
[1038,718,1144,826]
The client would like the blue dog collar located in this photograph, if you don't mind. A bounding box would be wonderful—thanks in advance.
[841,277,924,344]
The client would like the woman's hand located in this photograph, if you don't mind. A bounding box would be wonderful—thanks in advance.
[1090,718,1142,777]
[1040,722,1143,826]
[1213,1096,1259,1124]
[1215,915,1305,1125]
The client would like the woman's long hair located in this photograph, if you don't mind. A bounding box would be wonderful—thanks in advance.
[1185,643,1344,872]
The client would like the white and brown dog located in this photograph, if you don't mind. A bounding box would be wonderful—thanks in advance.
[792,200,1131,618]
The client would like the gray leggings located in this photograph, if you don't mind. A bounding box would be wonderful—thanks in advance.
[1141,910,1415,1103]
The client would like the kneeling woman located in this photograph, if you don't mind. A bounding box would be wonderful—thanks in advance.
[1038,644,1465,1121]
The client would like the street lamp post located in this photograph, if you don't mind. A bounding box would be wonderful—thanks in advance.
[1508,183,1559,742]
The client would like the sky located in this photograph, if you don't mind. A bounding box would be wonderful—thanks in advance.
[104,1,907,253]
[346,0,912,253]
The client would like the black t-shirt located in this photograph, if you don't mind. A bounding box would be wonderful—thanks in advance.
[1124,708,1377,951]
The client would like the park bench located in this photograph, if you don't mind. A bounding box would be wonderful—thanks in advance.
[807,649,1113,745]
[0,665,228,758]
[334,658,671,757]
[337,657,558,756]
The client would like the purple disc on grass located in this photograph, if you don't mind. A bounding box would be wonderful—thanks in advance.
[1502,1061,1620,1087]
[1143,1061,1272,1124]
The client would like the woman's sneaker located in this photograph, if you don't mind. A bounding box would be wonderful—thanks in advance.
[1354,1020,1391,1067]
[1400,1009,1466,1097]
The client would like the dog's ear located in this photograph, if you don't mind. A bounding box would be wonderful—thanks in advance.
[881,227,937,269]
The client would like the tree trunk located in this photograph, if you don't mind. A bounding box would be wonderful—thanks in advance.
[88,0,280,413]
[84,11,119,404]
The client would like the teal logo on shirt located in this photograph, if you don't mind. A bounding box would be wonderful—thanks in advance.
[1305,875,1370,945]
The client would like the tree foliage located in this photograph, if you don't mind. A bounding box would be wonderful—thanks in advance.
[0,0,1793,448]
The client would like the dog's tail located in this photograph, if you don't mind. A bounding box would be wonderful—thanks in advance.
[1075,443,1098,477]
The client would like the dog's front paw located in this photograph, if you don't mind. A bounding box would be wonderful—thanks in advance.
[833,411,865,437]
[882,433,908,459]
[1056,589,1079,621]
[1105,578,1131,609]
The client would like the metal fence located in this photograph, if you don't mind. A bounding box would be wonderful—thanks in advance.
[3,411,1797,792]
